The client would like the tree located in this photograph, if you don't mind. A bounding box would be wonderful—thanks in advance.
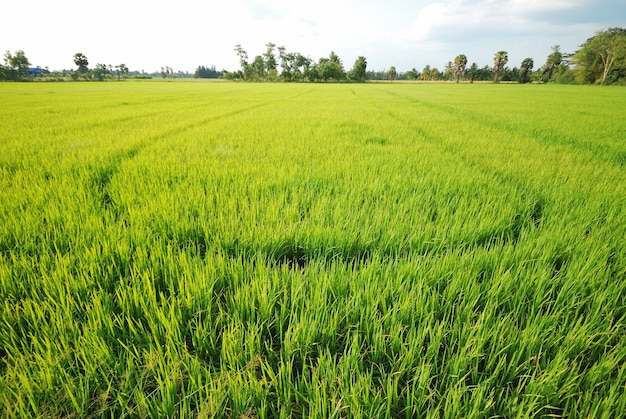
[116,64,129,79]
[387,66,397,80]
[466,62,479,83]
[159,66,173,79]
[234,44,250,80]
[348,56,367,82]
[314,58,329,82]
[0,64,8,80]
[420,65,435,80]
[263,42,277,80]
[542,45,562,82]
[294,53,311,81]
[548,57,576,84]
[444,61,453,81]
[503,67,517,82]
[365,70,387,80]
[93,63,111,80]
[573,27,626,84]
[313,52,345,82]
[3,50,30,80]
[250,56,265,81]
[194,65,220,79]
[420,65,442,81]
[327,51,345,81]
[278,46,293,81]
[73,53,89,73]
[453,54,468,83]
[405,68,419,80]
[519,58,534,84]
[493,51,508,83]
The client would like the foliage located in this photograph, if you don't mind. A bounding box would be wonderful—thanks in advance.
[308,52,346,82]
[348,56,368,82]
[366,70,390,80]
[492,51,508,83]
[453,54,468,83]
[1,82,625,418]
[194,65,221,79]
[542,45,563,82]
[73,52,89,73]
[277,47,311,82]
[3,50,30,80]
[573,27,626,84]
[466,63,479,83]
[234,44,249,78]
[443,61,453,81]
[404,68,420,80]
[115,64,129,80]
[92,63,112,81]
[160,66,176,79]
[327,51,346,81]
[263,43,277,75]
[420,65,441,80]
[519,58,534,84]
[548,65,577,84]
[234,43,313,82]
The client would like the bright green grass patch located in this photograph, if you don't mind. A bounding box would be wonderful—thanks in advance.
[1,81,625,418]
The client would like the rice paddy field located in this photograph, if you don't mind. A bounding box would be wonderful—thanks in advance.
[1,80,625,418]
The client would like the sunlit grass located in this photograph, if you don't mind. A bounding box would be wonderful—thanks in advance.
[1,81,625,417]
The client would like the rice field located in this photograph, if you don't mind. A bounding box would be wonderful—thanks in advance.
[1,80,625,418]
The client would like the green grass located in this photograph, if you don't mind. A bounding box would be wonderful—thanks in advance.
[1,81,625,418]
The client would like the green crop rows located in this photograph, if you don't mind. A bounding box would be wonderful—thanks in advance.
[1,81,625,418]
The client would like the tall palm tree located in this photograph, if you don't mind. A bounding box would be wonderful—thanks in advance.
[453,54,468,83]
[493,51,508,83]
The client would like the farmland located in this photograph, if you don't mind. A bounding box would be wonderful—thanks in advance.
[1,80,625,418]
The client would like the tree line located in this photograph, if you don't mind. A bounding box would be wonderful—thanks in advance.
[2,27,624,84]
[226,28,624,85]
[225,43,367,82]
[228,44,575,85]
[372,47,566,84]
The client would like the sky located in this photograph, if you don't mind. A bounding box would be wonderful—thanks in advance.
[2,0,624,73]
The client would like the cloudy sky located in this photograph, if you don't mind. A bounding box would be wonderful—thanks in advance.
[2,0,624,73]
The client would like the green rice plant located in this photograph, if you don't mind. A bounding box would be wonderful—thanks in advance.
[0,81,624,418]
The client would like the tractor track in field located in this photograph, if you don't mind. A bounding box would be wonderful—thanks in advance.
[358,87,626,280]
[351,88,548,251]
[86,88,318,224]
[375,87,626,168]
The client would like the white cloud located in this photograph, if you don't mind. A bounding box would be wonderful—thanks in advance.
[0,0,623,72]
[397,0,582,44]
[398,2,450,42]
[508,0,577,14]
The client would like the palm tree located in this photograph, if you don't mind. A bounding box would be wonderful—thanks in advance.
[493,51,508,83]
[444,61,453,80]
[453,54,468,83]
[73,53,89,73]
[420,65,432,80]
[519,58,534,84]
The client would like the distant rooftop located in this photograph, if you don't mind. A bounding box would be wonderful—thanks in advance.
[27,67,48,75]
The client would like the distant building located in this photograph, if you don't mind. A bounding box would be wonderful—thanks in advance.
[27,67,48,77]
